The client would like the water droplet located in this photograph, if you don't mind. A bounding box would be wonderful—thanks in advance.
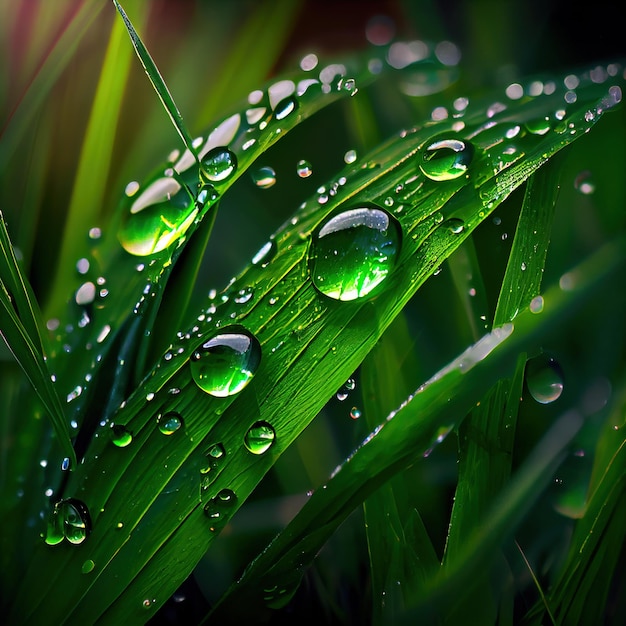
[529,295,544,314]
[310,205,401,301]
[75,282,96,306]
[81,559,95,574]
[110,424,133,447]
[251,166,277,189]
[444,218,465,234]
[574,171,595,195]
[244,421,276,454]
[349,406,362,420]
[525,117,551,135]
[344,149,357,164]
[526,355,564,404]
[252,240,277,266]
[419,136,474,181]
[191,328,262,397]
[45,498,91,546]
[296,159,313,178]
[274,96,298,120]
[201,147,237,183]
[201,443,226,479]
[118,176,197,256]
[157,411,183,435]
[203,489,237,530]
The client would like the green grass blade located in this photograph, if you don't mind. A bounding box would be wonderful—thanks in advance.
[45,1,148,318]
[0,213,75,466]
[8,59,623,624]
[208,236,624,623]
[112,0,197,156]
[0,1,105,172]
[441,158,563,622]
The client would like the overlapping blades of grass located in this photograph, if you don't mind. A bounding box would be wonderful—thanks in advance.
[9,59,624,624]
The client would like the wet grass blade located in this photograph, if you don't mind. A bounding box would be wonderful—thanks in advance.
[208,236,625,623]
[0,213,75,465]
[112,0,197,156]
[8,56,624,624]
[442,156,563,621]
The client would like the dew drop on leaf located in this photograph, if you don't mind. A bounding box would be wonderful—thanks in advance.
[525,354,564,404]
[203,489,237,531]
[110,424,133,447]
[81,559,95,574]
[310,206,401,301]
[419,136,474,181]
[296,159,313,178]
[244,421,276,454]
[200,146,237,183]
[61,498,91,545]
[118,176,197,256]
[251,166,277,189]
[157,411,183,435]
[191,328,261,397]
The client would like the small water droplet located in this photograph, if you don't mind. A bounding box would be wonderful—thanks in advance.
[203,489,237,530]
[344,149,357,164]
[75,282,96,306]
[252,240,277,266]
[310,205,402,301]
[529,295,544,314]
[274,96,298,120]
[244,421,276,454]
[201,443,226,480]
[157,411,183,435]
[296,159,313,178]
[191,328,262,397]
[45,498,91,546]
[251,166,277,189]
[110,424,133,447]
[444,218,465,234]
[81,559,95,574]
[574,171,595,195]
[201,147,237,183]
[419,136,474,181]
[526,355,564,404]
[349,406,362,420]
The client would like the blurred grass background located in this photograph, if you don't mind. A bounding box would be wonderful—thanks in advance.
[1,1,624,624]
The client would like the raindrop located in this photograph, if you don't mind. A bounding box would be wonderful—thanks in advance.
[350,406,362,420]
[310,205,402,301]
[251,166,277,189]
[574,171,595,195]
[45,498,91,546]
[75,282,96,306]
[157,411,183,435]
[296,159,313,178]
[81,559,95,574]
[203,489,237,530]
[274,96,298,121]
[110,424,133,447]
[525,354,564,404]
[444,218,465,234]
[201,443,226,479]
[529,295,544,314]
[344,149,357,164]
[419,136,474,181]
[252,240,277,266]
[244,421,276,454]
[200,147,237,183]
[191,328,262,397]
[118,175,197,256]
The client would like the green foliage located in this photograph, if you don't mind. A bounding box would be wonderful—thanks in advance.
[1,1,625,625]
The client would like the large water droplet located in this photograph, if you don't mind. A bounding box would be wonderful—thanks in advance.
[419,136,474,181]
[157,411,183,435]
[118,176,197,256]
[310,206,401,301]
[526,354,564,404]
[201,147,237,183]
[244,421,275,454]
[191,328,261,397]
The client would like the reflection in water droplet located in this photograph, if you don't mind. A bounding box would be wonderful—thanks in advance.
[526,355,564,404]
[118,176,197,256]
[296,159,313,178]
[191,329,261,397]
[157,412,183,435]
[310,206,401,301]
[244,421,276,454]
[45,498,92,546]
[252,166,277,189]
[419,136,473,181]
[201,147,237,183]
[574,171,595,195]
[203,489,237,531]
[111,424,133,447]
